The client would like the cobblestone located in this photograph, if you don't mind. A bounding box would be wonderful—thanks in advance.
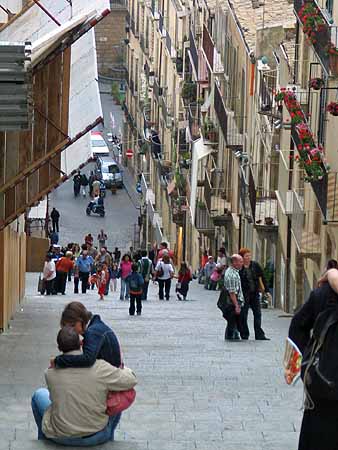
[0,275,303,449]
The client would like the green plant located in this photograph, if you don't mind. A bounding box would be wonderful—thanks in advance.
[196,200,206,209]
[181,82,197,102]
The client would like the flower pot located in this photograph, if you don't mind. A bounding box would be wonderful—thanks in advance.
[264,217,274,226]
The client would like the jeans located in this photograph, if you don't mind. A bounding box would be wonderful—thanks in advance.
[224,305,242,339]
[129,294,142,315]
[120,278,129,300]
[158,278,171,300]
[241,292,265,339]
[142,281,149,300]
[31,388,121,446]
[79,272,90,294]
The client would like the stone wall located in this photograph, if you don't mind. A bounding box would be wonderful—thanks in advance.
[95,8,127,77]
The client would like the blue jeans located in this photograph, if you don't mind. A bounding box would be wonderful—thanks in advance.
[31,388,121,446]
[120,278,129,299]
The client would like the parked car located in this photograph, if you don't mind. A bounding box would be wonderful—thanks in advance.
[96,157,123,188]
[90,131,110,159]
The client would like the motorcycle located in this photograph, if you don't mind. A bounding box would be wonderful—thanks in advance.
[86,201,105,217]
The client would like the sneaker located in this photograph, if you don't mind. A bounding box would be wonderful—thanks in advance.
[256,336,270,341]
[137,312,141,316]
[177,293,182,301]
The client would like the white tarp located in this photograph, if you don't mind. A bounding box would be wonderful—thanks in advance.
[190,137,213,222]
[0,0,109,175]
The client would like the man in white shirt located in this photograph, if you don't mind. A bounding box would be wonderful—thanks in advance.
[43,254,56,295]
[31,326,137,446]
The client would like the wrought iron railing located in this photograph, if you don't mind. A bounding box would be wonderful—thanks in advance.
[188,103,201,141]
[153,77,161,101]
[195,202,214,231]
[140,34,148,54]
[294,0,338,74]
[204,169,232,222]
[130,17,136,36]
[202,25,214,71]
[189,29,199,74]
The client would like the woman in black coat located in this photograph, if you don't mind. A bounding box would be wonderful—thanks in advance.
[287,273,338,450]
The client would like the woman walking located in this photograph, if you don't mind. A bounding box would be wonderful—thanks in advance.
[176,262,192,301]
[155,254,174,301]
[110,262,119,292]
[119,254,132,300]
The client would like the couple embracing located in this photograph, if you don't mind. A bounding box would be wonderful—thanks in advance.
[31,302,137,446]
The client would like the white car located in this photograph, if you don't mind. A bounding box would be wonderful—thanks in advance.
[90,131,110,159]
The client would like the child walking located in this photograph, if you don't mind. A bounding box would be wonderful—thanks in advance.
[176,261,192,301]
[110,262,119,292]
[97,263,109,300]
[126,263,144,316]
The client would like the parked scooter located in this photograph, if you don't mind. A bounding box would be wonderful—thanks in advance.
[86,199,105,217]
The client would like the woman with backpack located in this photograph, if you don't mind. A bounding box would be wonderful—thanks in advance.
[155,254,174,301]
[126,263,144,316]
[176,262,192,301]
[286,268,338,450]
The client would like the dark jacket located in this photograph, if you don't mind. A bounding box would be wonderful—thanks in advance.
[51,209,60,220]
[239,261,267,296]
[55,314,121,368]
[289,283,338,353]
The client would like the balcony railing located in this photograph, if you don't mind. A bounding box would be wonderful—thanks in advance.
[130,17,136,36]
[195,202,214,232]
[150,129,161,158]
[140,34,148,54]
[178,127,189,153]
[172,196,188,226]
[110,0,127,8]
[294,0,338,74]
[204,169,232,225]
[291,192,321,258]
[188,103,201,141]
[201,118,219,145]
[254,190,278,229]
[161,94,173,127]
[202,25,214,71]
[189,29,199,75]
[151,0,159,19]
[214,83,244,150]
[153,77,162,101]
[159,12,165,36]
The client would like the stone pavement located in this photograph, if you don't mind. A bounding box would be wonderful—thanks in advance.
[0,274,303,450]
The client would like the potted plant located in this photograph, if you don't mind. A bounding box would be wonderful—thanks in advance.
[309,77,324,90]
[181,82,197,103]
[327,101,338,116]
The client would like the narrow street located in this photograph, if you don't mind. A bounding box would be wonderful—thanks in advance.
[49,82,140,250]
[1,275,302,450]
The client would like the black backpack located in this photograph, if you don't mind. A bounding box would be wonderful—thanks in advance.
[302,305,338,405]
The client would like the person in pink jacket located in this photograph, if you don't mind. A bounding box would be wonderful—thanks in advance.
[119,254,132,300]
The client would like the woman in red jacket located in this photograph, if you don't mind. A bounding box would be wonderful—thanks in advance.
[176,262,192,301]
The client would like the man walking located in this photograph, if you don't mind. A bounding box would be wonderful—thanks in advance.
[75,250,94,294]
[97,229,108,249]
[138,250,152,300]
[223,254,244,340]
[50,208,60,233]
[238,248,270,340]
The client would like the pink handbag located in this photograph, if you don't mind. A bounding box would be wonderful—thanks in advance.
[106,389,136,415]
[210,270,221,282]
[105,343,136,416]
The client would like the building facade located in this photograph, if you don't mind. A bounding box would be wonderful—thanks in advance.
[125,0,338,312]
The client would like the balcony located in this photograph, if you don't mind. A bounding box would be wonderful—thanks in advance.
[140,34,149,55]
[214,83,244,151]
[153,77,162,101]
[172,196,188,226]
[201,118,219,146]
[290,192,321,259]
[150,129,161,158]
[204,169,232,226]
[178,127,189,153]
[130,17,136,36]
[158,12,166,36]
[202,25,214,71]
[161,94,173,128]
[310,172,338,223]
[294,0,338,75]
[188,103,201,141]
[151,0,159,19]
[254,191,278,230]
[189,29,199,77]
[195,201,215,234]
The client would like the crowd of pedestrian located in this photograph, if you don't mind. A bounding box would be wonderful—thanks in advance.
[41,234,193,316]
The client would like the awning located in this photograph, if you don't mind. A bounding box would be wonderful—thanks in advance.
[190,138,214,222]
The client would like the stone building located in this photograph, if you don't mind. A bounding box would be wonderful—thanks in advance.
[95,0,128,77]
[0,0,110,330]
